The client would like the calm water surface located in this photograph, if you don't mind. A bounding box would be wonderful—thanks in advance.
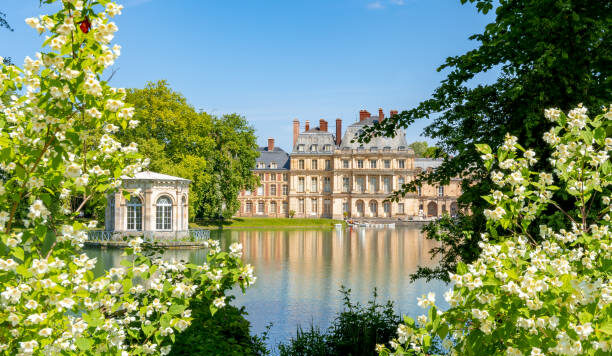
[86,226,448,351]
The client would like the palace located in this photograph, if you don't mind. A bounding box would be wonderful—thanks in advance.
[235,108,461,220]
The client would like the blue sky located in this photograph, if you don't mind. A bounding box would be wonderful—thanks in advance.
[1,0,495,151]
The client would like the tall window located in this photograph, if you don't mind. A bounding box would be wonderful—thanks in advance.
[258,201,265,213]
[127,196,143,231]
[298,199,305,213]
[357,177,365,192]
[246,202,252,212]
[156,196,172,230]
[325,160,331,170]
[312,159,318,170]
[342,202,349,214]
[257,185,264,195]
[343,160,349,168]
[438,186,445,197]
[357,160,364,168]
[323,199,331,215]
[398,176,405,187]
[283,174,289,181]
[398,203,404,214]
[311,177,318,192]
[270,201,277,214]
[298,177,305,192]
[369,177,378,192]
[398,160,405,169]
[383,177,391,193]
[271,184,277,196]
[298,160,305,169]
[282,184,289,195]
[343,177,350,192]
[282,202,288,213]
[271,173,276,181]
[323,177,331,192]
[370,160,377,169]
[417,185,422,196]
[311,198,318,213]
[384,160,391,168]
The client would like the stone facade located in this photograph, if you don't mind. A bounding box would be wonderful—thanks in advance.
[105,171,190,238]
[236,108,462,220]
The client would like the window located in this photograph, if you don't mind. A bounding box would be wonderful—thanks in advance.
[270,162,277,169]
[244,189,251,196]
[398,203,404,214]
[311,177,318,192]
[298,160,304,169]
[271,173,276,181]
[357,160,364,168]
[258,201,265,213]
[383,147,391,152]
[246,202,252,212]
[282,184,288,195]
[438,186,445,197]
[256,162,265,169]
[283,174,288,181]
[343,160,349,168]
[323,177,331,192]
[342,202,349,214]
[298,199,305,213]
[398,177,405,187]
[311,159,318,170]
[259,173,264,180]
[370,160,377,169]
[383,202,391,214]
[324,144,332,151]
[127,196,142,231]
[311,198,318,213]
[384,160,390,169]
[297,144,305,152]
[323,199,331,215]
[325,160,331,170]
[369,177,378,192]
[270,201,277,214]
[357,177,365,193]
[383,177,391,193]
[310,144,317,152]
[257,185,264,195]
[398,160,405,169]
[343,177,350,192]
[298,177,305,192]
[417,185,422,196]
[282,202,288,213]
[156,196,172,230]
[370,147,378,152]
[271,184,277,196]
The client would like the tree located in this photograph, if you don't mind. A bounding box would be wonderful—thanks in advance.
[408,141,429,157]
[120,81,259,220]
[360,0,612,281]
[1,10,13,66]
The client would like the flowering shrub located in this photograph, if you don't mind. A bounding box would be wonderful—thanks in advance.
[0,1,255,354]
[378,106,611,355]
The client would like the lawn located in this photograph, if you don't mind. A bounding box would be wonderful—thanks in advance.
[191,217,346,229]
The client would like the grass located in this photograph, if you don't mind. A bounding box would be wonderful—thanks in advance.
[191,217,346,230]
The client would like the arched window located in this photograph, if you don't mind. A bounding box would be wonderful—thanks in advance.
[156,196,172,230]
[127,196,142,231]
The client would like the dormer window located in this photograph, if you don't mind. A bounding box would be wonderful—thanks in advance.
[370,147,378,152]
[270,162,277,169]
[398,146,406,151]
[383,146,391,152]
[297,144,305,152]
[256,162,265,169]
[357,146,365,152]
[323,144,332,151]
[310,144,317,152]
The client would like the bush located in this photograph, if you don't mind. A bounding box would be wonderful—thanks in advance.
[169,296,269,356]
[279,287,402,356]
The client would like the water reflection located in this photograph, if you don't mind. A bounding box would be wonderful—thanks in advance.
[85,226,448,351]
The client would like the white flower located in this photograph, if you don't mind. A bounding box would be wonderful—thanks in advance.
[19,340,39,354]
[57,297,76,311]
[105,99,124,112]
[25,313,46,324]
[38,327,52,337]
[544,108,561,121]
[417,292,436,308]
[213,296,226,308]
[25,300,38,310]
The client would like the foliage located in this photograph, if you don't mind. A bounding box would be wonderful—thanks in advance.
[0,1,255,354]
[119,81,259,220]
[379,107,611,355]
[289,210,296,218]
[359,0,612,281]
[407,141,444,158]
[278,287,402,356]
[169,295,268,356]
[0,11,12,32]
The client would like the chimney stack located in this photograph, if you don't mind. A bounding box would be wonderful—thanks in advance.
[390,110,398,117]
[267,138,275,151]
[378,108,384,120]
[319,119,328,132]
[359,110,371,122]
[293,119,299,147]
[305,120,310,131]
[335,118,342,146]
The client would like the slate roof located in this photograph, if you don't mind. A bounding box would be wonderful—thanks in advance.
[339,116,409,150]
[255,147,290,170]
[292,130,336,154]
[414,158,444,169]
[122,171,191,182]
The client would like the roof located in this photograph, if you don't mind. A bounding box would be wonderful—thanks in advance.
[122,171,191,182]
[339,116,409,150]
[292,130,336,154]
[414,158,444,169]
[255,146,290,170]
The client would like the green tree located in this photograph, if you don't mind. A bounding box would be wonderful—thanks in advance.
[360,0,611,281]
[408,141,429,157]
[120,80,259,221]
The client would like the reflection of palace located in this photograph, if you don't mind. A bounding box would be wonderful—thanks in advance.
[236,108,461,219]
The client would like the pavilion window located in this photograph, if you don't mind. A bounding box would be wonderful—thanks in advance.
[271,184,277,196]
[438,186,445,197]
[282,184,289,195]
[298,177,305,192]
[342,160,349,168]
[384,160,390,169]
[258,201,265,213]
[342,177,350,192]
[323,177,331,192]
[398,159,405,168]
[325,160,331,170]
[398,203,404,214]
[246,202,252,212]
[311,159,318,170]
[311,177,318,192]
[156,196,172,230]
[370,160,377,169]
[126,196,143,231]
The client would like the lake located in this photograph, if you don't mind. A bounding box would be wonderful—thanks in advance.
[85,225,449,351]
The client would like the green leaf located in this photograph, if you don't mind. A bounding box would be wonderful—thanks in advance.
[75,337,94,351]
[475,143,491,154]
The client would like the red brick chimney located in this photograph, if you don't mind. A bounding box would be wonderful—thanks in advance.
[293,119,299,146]
[319,119,328,132]
[305,120,310,131]
[267,138,275,151]
[359,110,371,122]
[378,108,384,120]
[335,118,342,145]
[390,110,398,117]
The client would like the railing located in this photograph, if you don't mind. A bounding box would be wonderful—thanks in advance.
[87,229,210,242]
